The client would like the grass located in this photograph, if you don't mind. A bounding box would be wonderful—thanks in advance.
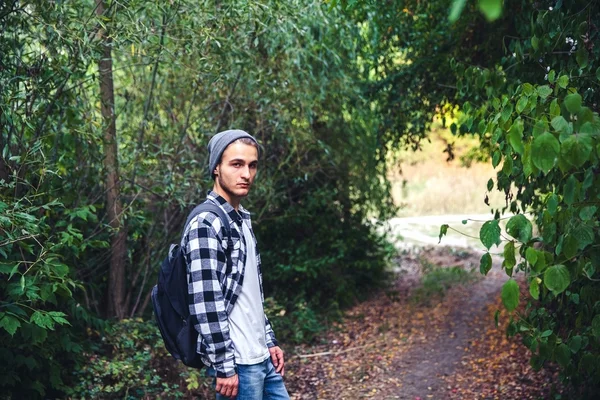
[388,122,506,217]
[410,260,477,305]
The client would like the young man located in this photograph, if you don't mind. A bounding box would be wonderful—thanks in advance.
[182,129,289,399]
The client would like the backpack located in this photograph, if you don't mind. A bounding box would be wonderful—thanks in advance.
[151,202,232,369]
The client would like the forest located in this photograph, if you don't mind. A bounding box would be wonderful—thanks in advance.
[1,0,599,398]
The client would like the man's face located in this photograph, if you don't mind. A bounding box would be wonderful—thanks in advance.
[214,142,258,204]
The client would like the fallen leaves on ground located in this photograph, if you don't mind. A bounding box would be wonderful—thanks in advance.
[284,247,563,399]
[442,282,562,400]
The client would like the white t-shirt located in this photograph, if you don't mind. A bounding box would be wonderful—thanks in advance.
[228,220,270,365]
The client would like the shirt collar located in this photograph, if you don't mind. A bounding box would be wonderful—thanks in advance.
[207,190,250,224]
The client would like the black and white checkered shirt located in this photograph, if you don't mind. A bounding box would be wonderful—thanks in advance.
[182,191,278,378]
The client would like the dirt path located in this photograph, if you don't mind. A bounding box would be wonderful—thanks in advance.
[285,247,557,399]
[390,255,505,399]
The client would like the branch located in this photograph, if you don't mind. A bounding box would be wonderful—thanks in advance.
[296,343,374,359]
[130,9,168,191]
[214,66,244,133]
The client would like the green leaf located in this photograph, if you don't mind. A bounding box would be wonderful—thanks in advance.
[531,36,539,51]
[508,120,524,154]
[48,311,71,326]
[544,265,570,295]
[579,206,597,221]
[531,132,559,173]
[541,329,553,338]
[501,104,513,123]
[522,143,537,177]
[569,336,582,354]
[0,315,21,336]
[572,225,594,249]
[563,175,577,206]
[480,252,493,275]
[551,116,570,135]
[506,214,533,243]
[592,315,600,337]
[478,0,502,21]
[547,194,559,215]
[503,241,516,269]
[560,134,592,168]
[525,247,538,266]
[501,279,520,311]
[480,220,501,250]
[31,311,55,330]
[487,178,494,191]
[549,99,560,119]
[564,93,582,114]
[558,75,569,89]
[492,150,502,168]
[532,119,548,138]
[449,0,467,22]
[537,85,553,100]
[529,278,540,300]
[562,234,578,259]
[576,47,589,68]
[555,343,571,367]
[516,96,528,114]
[438,224,449,243]
[502,155,513,176]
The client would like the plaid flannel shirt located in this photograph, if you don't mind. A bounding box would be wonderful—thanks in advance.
[182,191,278,378]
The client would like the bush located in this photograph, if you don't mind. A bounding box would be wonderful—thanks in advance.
[71,318,207,399]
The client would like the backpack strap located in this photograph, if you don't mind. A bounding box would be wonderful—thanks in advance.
[182,202,234,274]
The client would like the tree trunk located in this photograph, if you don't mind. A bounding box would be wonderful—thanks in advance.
[96,0,127,320]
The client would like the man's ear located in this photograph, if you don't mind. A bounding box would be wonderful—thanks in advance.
[213,165,219,177]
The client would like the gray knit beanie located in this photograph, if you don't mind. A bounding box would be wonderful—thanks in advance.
[207,129,259,178]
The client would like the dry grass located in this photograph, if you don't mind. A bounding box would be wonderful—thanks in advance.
[388,125,506,217]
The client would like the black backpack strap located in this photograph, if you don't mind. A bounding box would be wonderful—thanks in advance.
[182,202,234,273]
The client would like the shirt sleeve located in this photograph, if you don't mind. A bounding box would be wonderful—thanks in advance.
[185,213,236,378]
[264,315,279,348]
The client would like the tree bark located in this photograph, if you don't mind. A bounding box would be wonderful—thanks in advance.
[96,0,127,320]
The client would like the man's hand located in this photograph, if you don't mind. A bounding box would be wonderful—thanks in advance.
[269,346,285,376]
[216,374,239,398]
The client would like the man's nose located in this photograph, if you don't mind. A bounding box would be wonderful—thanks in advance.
[241,165,250,178]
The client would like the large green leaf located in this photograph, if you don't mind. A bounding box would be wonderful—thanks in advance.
[555,343,571,367]
[551,116,571,136]
[564,93,582,114]
[506,214,532,243]
[480,220,501,250]
[560,134,592,168]
[563,175,577,206]
[0,314,21,336]
[529,278,540,300]
[572,225,595,249]
[501,279,520,311]
[449,0,467,22]
[508,120,524,154]
[478,0,502,21]
[544,265,570,295]
[558,75,569,89]
[503,241,516,269]
[516,96,528,114]
[537,85,553,99]
[480,252,492,275]
[531,132,559,173]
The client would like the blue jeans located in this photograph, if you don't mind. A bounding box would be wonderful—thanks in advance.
[206,358,290,400]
